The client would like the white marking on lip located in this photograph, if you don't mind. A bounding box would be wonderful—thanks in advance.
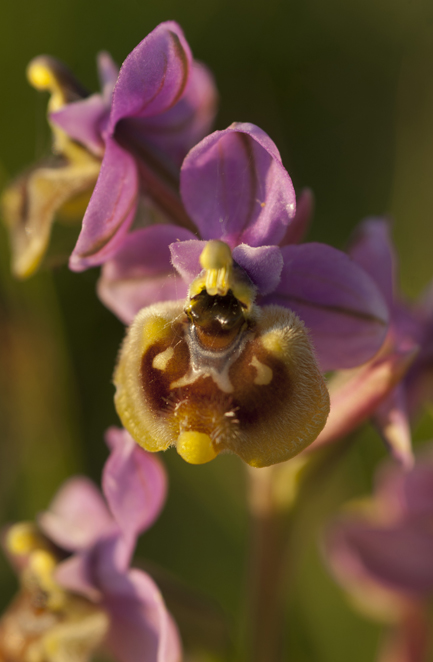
[251,355,273,385]
[152,346,174,371]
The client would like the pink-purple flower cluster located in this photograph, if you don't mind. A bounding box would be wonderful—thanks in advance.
[0,428,181,662]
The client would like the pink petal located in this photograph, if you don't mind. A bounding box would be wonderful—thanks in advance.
[69,137,138,270]
[38,477,113,551]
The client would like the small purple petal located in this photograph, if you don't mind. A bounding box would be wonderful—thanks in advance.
[349,218,396,309]
[279,187,314,246]
[170,238,205,283]
[180,122,296,247]
[263,243,390,371]
[103,428,167,552]
[38,477,113,551]
[98,225,193,323]
[97,51,119,102]
[104,567,182,662]
[232,244,283,295]
[170,240,284,294]
[69,137,138,270]
[109,22,192,132]
[373,385,414,469]
[50,94,108,156]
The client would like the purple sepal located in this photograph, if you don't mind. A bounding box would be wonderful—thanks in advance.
[108,22,192,131]
[130,61,218,168]
[262,242,389,371]
[97,225,193,323]
[180,122,296,248]
[69,137,139,270]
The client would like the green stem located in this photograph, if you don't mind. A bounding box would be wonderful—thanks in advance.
[245,465,293,662]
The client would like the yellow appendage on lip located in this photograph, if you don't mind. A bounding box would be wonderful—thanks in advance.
[177,431,218,464]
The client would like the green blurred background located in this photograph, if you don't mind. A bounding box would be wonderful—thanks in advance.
[1,0,433,659]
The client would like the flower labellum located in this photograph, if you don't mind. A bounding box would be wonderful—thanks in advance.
[114,240,330,467]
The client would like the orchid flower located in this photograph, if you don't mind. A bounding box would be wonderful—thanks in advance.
[324,445,433,661]
[0,427,181,662]
[2,21,217,278]
[100,122,389,373]
[68,21,217,271]
[104,123,391,467]
[310,218,433,468]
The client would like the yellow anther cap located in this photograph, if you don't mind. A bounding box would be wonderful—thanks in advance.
[199,240,233,296]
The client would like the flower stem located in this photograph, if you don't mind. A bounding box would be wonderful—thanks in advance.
[245,465,295,662]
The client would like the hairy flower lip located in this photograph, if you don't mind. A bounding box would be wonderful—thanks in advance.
[114,270,330,466]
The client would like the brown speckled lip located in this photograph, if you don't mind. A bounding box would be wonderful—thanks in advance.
[139,312,290,451]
